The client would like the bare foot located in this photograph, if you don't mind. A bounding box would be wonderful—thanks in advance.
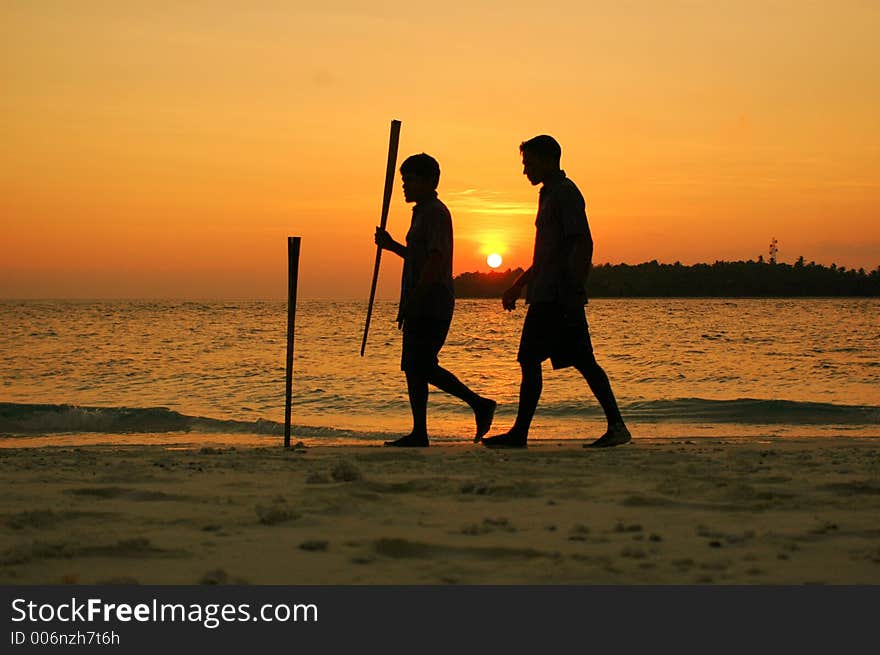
[473,398,497,443]
[481,431,527,449]
[584,423,631,448]
[384,433,429,448]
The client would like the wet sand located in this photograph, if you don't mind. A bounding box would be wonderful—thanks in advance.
[1,436,879,584]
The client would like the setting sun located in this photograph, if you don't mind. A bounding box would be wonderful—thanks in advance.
[487,253,502,269]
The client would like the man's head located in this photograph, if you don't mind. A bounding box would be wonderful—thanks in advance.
[519,135,562,185]
[400,153,440,203]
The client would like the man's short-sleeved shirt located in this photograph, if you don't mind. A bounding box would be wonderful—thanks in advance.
[398,193,455,323]
[526,170,592,304]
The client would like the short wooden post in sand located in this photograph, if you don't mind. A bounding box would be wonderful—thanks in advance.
[284,236,301,448]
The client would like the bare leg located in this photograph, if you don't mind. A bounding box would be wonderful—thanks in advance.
[427,365,479,406]
[574,358,623,428]
[384,372,429,447]
[483,360,541,448]
[406,372,429,437]
[427,365,496,440]
[575,357,630,448]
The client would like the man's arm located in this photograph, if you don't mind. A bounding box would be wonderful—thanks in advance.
[502,266,534,311]
[375,227,407,258]
[570,232,593,286]
[557,182,592,305]
[564,233,592,305]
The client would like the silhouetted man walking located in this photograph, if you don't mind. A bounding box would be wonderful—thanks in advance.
[482,135,630,448]
[375,153,496,447]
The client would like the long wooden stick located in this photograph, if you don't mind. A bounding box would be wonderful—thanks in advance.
[361,119,401,357]
[284,236,301,448]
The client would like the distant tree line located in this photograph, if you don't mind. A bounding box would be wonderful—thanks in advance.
[454,268,526,298]
[453,259,880,298]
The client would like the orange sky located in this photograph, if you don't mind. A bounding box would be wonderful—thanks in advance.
[2,1,878,299]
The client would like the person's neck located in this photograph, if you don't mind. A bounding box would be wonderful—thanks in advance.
[541,168,564,186]
[412,191,437,206]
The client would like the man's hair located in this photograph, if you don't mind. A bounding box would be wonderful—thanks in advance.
[519,135,562,164]
[400,153,440,188]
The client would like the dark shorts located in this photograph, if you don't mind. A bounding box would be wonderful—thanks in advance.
[517,302,595,370]
[401,316,451,374]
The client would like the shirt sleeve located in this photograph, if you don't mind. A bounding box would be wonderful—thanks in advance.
[557,183,591,239]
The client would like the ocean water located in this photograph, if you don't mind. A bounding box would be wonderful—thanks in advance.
[1,298,878,444]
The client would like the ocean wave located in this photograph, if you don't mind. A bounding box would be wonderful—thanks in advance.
[495,398,879,425]
[0,398,877,437]
[618,398,880,425]
[0,403,362,439]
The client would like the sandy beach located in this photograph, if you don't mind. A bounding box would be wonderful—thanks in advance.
[1,435,879,585]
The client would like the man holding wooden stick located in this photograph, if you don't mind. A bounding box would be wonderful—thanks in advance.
[375,153,496,447]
